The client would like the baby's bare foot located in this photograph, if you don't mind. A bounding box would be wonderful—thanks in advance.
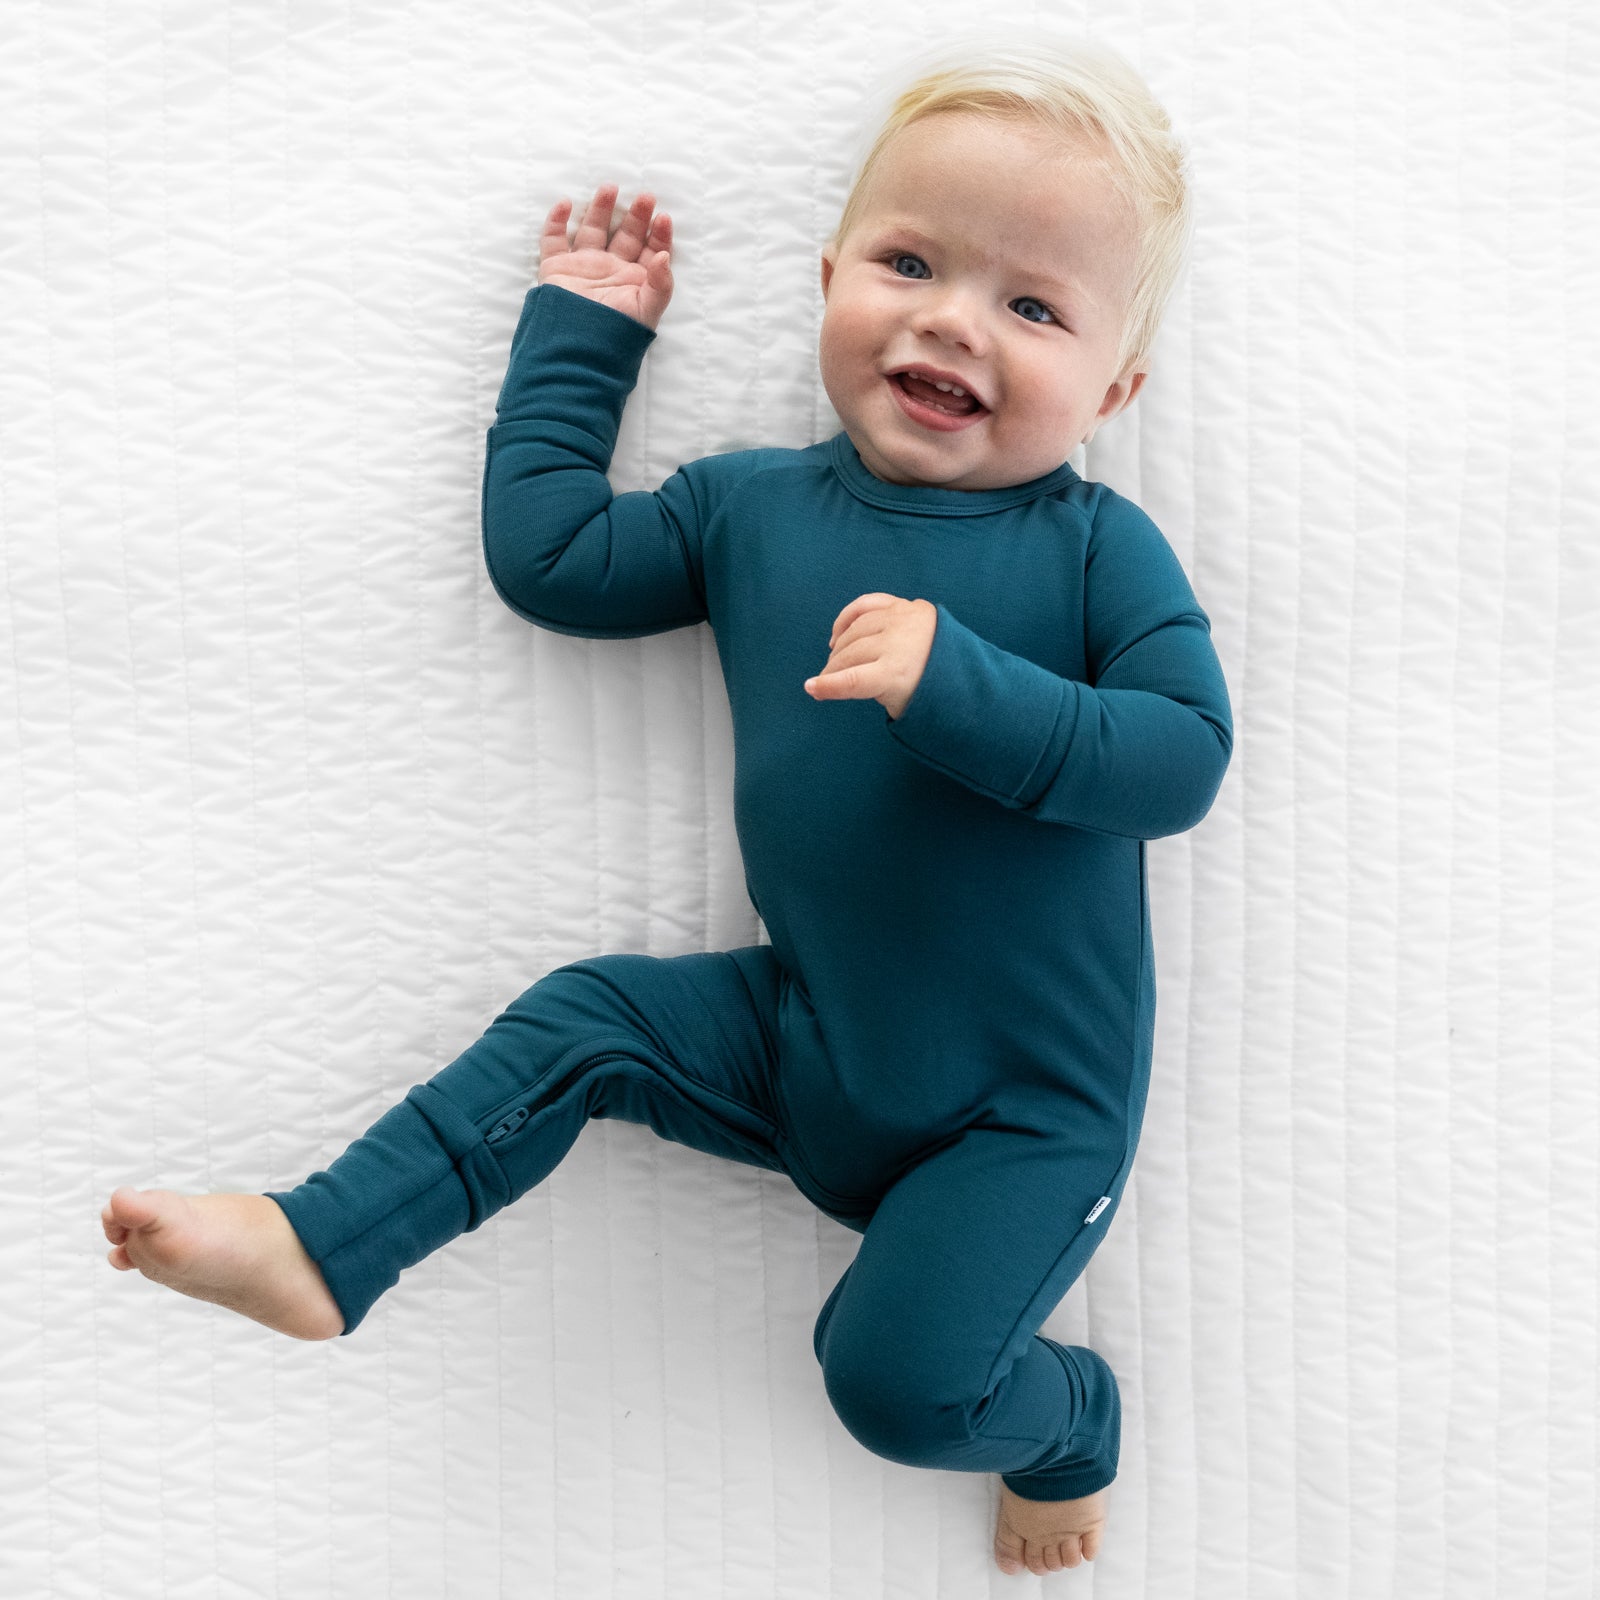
[101,1187,343,1341]
[993,1480,1109,1575]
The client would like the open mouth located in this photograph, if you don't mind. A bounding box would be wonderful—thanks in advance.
[887,371,989,432]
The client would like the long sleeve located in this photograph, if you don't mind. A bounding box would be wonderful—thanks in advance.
[481,283,709,638]
[885,488,1233,839]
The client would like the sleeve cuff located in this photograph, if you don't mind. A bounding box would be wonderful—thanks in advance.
[494,283,657,421]
[886,603,1077,810]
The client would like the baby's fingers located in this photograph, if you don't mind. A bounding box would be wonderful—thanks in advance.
[642,214,673,293]
[805,663,870,700]
[570,181,621,253]
[606,190,662,263]
[828,592,901,647]
[538,196,574,266]
[645,209,672,265]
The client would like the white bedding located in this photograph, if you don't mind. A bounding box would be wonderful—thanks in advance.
[4,0,1595,1594]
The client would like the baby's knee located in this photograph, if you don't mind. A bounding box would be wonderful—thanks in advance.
[819,1341,981,1470]
[509,953,655,1027]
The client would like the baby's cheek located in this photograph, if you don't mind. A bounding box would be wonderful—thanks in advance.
[815,331,854,405]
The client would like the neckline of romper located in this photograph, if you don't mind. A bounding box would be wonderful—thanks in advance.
[826,431,1081,517]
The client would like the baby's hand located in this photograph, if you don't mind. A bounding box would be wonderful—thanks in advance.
[537,182,674,330]
[805,593,937,721]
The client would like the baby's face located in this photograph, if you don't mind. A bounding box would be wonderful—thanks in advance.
[818,112,1145,491]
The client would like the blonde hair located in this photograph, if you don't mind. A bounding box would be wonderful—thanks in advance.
[828,39,1193,377]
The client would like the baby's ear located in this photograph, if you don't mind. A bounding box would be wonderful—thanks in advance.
[820,250,836,301]
[1083,368,1148,445]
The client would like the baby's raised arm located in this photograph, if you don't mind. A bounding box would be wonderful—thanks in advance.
[479,183,722,640]
[537,182,674,331]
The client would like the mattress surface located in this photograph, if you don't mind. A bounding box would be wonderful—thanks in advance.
[3,1,1596,1595]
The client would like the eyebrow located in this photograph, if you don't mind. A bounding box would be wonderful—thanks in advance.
[869,222,1099,310]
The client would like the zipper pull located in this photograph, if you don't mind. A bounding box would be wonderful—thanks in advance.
[486,1107,530,1145]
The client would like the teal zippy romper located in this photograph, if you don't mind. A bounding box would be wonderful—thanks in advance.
[267,283,1233,1501]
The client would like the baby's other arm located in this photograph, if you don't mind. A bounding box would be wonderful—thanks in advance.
[872,493,1233,840]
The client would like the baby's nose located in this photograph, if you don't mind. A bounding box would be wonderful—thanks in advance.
[912,288,988,352]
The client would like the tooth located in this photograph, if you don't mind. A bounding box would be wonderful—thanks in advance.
[950,385,966,397]
[933,380,953,392]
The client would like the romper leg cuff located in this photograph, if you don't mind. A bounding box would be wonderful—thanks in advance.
[999,1340,1121,1501]
[266,1083,511,1336]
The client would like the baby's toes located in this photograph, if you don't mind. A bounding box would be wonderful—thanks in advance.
[106,1242,134,1271]
[108,1185,164,1229]
[993,1531,1024,1574]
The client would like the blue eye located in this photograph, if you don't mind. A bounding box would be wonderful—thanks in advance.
[891,253,931,278]
[1012,296,1055,324]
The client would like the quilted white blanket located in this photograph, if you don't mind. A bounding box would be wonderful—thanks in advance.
[4,0,1595,1595]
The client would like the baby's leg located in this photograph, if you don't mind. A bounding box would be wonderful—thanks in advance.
[809,1124,1125,1576]
[103,947,786,1338]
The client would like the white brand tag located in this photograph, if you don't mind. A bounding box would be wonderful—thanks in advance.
[1084,1197,1110,1224]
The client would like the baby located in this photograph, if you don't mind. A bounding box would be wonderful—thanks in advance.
[102,40,1231,1579]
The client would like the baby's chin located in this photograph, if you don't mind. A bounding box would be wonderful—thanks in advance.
[853,433,1060,493]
